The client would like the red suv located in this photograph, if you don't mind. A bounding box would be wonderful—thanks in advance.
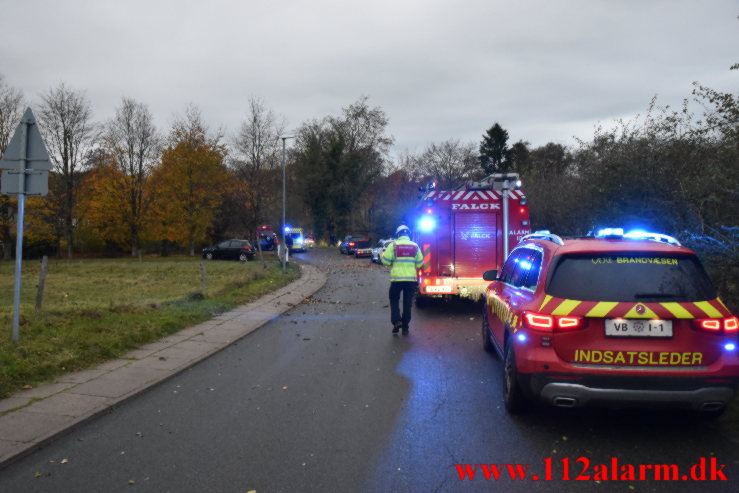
[481,229,738,416]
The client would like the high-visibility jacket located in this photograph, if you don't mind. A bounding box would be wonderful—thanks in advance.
[381,235,423,282]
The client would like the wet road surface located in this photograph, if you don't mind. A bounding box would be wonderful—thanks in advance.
[0,248,737,492]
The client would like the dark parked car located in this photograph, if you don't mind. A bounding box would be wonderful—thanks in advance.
[202,239,255,261]
[339,235,371,255]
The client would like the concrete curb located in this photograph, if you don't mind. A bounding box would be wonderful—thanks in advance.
[0,262,327,468]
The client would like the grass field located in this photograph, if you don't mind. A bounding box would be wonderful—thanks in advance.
[0,256,300,399]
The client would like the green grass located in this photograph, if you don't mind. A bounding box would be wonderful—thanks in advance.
[0,256,300,399]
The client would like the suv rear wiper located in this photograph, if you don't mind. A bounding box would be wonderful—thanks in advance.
[634,293,680,299]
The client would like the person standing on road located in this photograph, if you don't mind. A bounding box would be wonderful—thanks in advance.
[382,225,423,335]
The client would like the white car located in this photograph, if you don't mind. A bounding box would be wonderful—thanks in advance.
[371,238,393,263]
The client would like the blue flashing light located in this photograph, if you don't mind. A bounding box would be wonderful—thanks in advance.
[516,333,527,343]
[623,230,681,246]
[284,226,291,233]
[519,260,532,270]
[725,343,736,352]
[418,216,436,233]
[623,229,648,238]
[596,228,624,238]
[594,227,681,246]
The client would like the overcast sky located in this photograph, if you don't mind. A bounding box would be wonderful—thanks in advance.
[1,0,736,157]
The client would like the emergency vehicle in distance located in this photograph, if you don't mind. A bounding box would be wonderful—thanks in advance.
[481,228,738,416]
[413,174,531,303]
[257,225,278,251]
[285,226,307,253]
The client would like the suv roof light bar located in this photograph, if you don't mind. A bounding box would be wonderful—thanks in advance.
[522,230,565,246]
[622,230,682,247]
[593,228,682,247]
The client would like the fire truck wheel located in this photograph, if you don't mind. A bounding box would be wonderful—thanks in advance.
[503,342,527,414]
[481,310,495,354]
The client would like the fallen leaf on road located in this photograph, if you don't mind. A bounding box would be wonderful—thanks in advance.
[61,459,69,464]
[282,386,288,390]
[34,472,42,478]
[23,385,33,390]
[129,480,136,485]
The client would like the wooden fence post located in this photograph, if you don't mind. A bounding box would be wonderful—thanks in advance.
[200,262,207,292]
[35,255,48,311]
[257,238,267,269]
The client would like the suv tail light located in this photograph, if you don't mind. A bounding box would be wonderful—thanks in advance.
[524,312,553,329]
[557,316,583,329]
[695,317,739,334]
[523,312,584,331]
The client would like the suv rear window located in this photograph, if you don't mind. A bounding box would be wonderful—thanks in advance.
[546,253,716,302]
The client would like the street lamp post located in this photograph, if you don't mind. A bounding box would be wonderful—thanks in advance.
[491,172,523,260]
[281,135,294,273]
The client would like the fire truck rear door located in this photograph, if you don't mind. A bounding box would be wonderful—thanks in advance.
[453,212,498,278]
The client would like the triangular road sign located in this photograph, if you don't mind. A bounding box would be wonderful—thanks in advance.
[0,107,52,170]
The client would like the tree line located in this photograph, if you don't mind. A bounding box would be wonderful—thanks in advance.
[0,78,291,259]
[0,75,736,310]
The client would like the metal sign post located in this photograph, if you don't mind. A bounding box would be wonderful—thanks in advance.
[0,108,51,343]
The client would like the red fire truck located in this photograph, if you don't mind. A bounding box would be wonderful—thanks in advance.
[414,174,531,302]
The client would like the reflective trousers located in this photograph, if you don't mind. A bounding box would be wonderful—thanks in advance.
[389,281,416,329]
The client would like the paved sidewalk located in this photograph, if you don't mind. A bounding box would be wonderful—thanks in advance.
[0,262,327,468]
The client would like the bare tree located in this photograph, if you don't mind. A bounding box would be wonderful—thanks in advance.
[0,75,24,153]
[335,95,394,158]
[37,82,95,258]
[0,75,24,259]
[412,139,481,189]
[231,96,284,237]
[103,97,159,256]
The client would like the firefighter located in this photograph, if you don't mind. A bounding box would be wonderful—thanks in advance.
[382,225,423,335]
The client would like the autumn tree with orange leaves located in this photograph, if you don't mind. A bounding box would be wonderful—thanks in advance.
[101,98,159,256]
[78,149,133,250]
[149,106,227,256]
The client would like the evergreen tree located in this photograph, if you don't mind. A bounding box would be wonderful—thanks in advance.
[479,123,511,174]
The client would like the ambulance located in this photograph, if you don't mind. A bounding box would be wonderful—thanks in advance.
[414,173,531,302]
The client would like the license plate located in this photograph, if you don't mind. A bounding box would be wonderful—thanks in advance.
[605,319,673,337]
[425,285,452,293]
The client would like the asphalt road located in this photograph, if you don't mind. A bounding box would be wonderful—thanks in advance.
[0,248,738,492]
